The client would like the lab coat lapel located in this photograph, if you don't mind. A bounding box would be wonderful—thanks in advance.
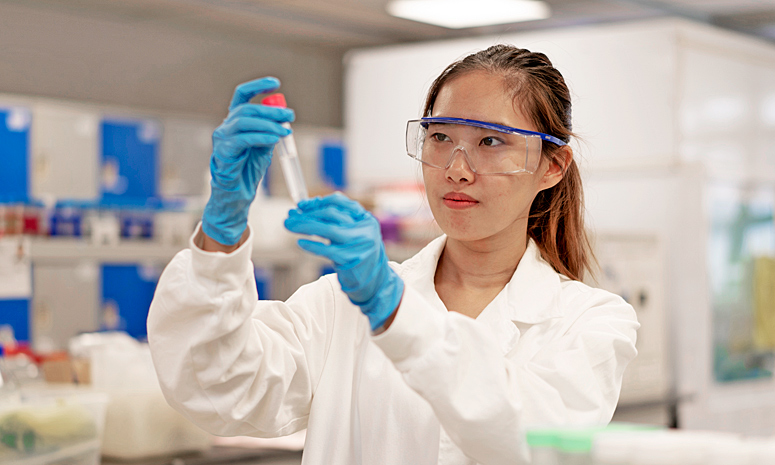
[503,240,564,324]
[476,240,564,355]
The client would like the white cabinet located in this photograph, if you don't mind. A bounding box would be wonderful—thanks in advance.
[160,117,215,198]
[31,102,99,199]
[32,263,100,352]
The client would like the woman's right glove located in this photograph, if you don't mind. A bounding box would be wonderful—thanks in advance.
[201,77,295,246]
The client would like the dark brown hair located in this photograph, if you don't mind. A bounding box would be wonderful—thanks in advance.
[423,44,594,281]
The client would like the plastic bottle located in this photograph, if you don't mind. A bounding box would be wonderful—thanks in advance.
[51,200,83,237]
[4,198,24,235]
[704,434,751,465]
[526,428,561,465]
[629,431,685,465]
[592,431,638,465]
[22,199,45,235]
[748,437,775,464]
[261,93,309,204]
[556,427,602,465]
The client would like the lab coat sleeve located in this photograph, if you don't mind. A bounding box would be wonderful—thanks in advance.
[147,225,334,438]
[372,283,638,465]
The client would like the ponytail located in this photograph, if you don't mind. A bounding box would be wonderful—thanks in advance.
[527,158,592,281]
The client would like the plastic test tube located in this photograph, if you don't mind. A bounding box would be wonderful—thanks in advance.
[261,93,309,204]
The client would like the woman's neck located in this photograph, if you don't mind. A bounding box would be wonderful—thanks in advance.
[436,232,528,291]
[433,232,528,318]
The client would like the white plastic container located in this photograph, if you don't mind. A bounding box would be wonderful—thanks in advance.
[526,428,560,465]
[101,389,212,460]
[748,438,775,463]
[704,435,752,465]
[69,332,212,460]
[592,430,652,465]
[629,432,685,465]
[0,387,109,465]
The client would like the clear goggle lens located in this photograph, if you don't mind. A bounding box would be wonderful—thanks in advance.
[405,118,553,175]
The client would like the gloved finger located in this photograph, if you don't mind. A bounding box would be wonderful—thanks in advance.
[217,116,291,138]
[218,132,281,154]
[297,239,356,266]
[288,205,356,225]
[226,103,295,125]
[285,217,349,244]
[287,207,369,239]
[284,215,356,244]
[297,193,367,220]
[297,192,358,210]
[296,238,334,258]
[229,77,280,111]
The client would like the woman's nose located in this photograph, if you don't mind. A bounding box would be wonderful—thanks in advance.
[445,147,475,183]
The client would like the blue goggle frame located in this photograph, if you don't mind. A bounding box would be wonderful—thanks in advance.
[419,117,567,147]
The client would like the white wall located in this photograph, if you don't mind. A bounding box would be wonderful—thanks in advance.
[0,2,344,127]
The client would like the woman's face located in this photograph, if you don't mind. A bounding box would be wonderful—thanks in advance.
[423,71,555,246]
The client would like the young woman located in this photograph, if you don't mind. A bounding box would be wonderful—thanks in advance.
[148,45,639,465]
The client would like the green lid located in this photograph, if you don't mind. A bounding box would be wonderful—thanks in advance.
[528,423,663,453]
[557,428,604,453]
[526,428,562,448]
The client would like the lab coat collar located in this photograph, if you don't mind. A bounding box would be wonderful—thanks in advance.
[499,239,564,325]
[398,235,564,325]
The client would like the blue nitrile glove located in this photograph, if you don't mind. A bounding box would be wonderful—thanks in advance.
[284,193,405,331]
[201,77,295,245]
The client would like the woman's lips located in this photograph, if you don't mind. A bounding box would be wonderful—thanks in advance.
[442,192,479,209]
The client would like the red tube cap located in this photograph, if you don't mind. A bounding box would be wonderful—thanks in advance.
[261,93,287,108]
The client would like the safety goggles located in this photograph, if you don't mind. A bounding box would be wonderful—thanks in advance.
[405,117,566,175]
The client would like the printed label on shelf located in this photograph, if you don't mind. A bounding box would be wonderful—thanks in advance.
[0,237,32,298]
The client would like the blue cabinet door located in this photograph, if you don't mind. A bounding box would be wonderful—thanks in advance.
[101,264,159,340]
[320,142,346,190]
[100,119,160,205]
[0,299,30,343]
[0,107,31,200]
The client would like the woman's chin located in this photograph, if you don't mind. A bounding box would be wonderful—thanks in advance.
[441,227,491,244]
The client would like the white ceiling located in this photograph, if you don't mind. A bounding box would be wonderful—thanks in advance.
[6,0,775,50]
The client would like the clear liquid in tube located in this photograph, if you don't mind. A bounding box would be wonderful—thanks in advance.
[276,123,309,204]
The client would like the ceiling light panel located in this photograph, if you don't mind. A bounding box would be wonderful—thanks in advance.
[386,0,551,29]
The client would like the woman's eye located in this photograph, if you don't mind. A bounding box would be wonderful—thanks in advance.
[430,133,451,142]
[480,136,504,147]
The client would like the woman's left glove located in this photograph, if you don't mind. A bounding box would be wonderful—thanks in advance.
[284,193,404,331]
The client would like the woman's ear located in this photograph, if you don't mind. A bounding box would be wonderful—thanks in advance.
[538,146,572,191]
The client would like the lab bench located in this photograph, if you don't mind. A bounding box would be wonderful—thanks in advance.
[101,447,302,465]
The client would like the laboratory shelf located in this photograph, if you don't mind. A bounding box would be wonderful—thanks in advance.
[27,238,312,267]
[26,238,425,303]
[28,238,425,265]
[26,237,328,302]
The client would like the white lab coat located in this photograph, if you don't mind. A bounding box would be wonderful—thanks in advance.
[147,225,639,465]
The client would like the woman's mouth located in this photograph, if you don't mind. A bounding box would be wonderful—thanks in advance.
[442,192,479,209]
